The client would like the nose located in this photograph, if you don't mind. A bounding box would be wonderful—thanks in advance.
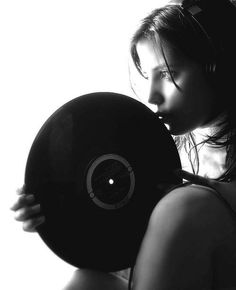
[148,82,164,106]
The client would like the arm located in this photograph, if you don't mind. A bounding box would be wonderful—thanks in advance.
[133,185,232,290]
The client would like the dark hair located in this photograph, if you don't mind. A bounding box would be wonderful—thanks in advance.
[130,0,236,181]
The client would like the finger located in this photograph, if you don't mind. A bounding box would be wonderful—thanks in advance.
[174,169,212,187]
[174,170,236,214]
[14,204,41,221]
[22,216,46,232]
[16,184,26,195]
[10,194,35,211]
[175,169,225,198]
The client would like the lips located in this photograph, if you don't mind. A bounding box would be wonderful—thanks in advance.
[156,114,171,131]
[156,112,170,124]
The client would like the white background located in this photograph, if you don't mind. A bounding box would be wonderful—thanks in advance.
[0,1,167,289]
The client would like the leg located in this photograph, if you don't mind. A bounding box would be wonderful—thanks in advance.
[62,269,128,290]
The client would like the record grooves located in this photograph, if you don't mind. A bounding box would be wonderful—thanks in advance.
[24,92,182,271]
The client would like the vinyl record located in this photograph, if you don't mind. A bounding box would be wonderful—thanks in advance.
[24,92,182,271]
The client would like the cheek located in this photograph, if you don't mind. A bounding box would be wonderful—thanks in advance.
[168,95,212,135]
[175,74,212,115]
[163,82,178,100]
[165,90,211,135]
[186,83,215,121]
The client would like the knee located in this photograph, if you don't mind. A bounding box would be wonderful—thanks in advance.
[62,269,94,290]
[62,268,128,290]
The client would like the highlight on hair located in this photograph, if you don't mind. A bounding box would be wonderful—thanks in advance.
[129,1,236,181]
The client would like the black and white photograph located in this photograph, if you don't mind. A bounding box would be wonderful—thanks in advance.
[2,0,236,289]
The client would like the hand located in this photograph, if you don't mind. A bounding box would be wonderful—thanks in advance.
[175,169,236,213]
[10,185,45,232]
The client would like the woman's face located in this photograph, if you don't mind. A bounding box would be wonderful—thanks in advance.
[136,38,217,135]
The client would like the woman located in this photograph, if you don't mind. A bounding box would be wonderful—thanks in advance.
[11,0,236,289]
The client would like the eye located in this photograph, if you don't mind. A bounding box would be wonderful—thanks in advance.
[159,70,175,80]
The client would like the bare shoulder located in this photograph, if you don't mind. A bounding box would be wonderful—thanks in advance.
[133,185,227,289]
[155,183,234,217]
[149,184,236,245]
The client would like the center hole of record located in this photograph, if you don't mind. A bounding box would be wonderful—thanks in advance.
[91,159,130,204]
[86,154,135,210]
[108,178,114,185]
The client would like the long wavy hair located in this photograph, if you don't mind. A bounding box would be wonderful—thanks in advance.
[130,0,236,181]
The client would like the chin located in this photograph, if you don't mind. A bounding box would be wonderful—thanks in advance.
[167,124,191,136]
[167,119,202,136]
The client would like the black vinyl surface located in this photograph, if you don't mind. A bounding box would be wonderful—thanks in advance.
[25,92,182,271]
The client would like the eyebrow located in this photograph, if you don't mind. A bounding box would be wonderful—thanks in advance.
[152,64,177,71]
[141,64,171,75]
[153,64,167,70]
